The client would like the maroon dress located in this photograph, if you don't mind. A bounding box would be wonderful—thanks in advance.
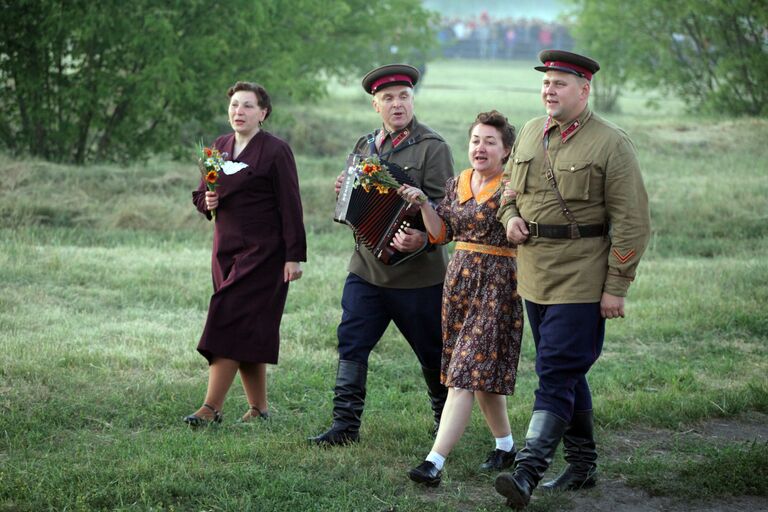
[192,130,306,364]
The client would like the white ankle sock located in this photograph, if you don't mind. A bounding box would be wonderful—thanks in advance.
[425,451,446,470]
[495,434,514,452]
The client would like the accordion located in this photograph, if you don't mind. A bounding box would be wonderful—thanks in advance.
[334,153,424,265]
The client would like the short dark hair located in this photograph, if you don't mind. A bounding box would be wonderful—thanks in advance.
[227,81,272,121]
[468,110,516,164]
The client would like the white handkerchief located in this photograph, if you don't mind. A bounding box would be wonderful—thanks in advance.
[222,161,248,175]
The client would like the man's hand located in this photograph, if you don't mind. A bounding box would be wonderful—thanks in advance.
[506,216,529,244]
[391,227,427,253]
[600,292,625,319]
[334,171,345,196]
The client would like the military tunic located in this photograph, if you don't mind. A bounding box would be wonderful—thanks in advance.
[497,108,651,304]
[347,117,454,288]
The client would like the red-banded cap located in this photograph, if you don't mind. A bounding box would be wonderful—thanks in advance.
[535,50,600,81]
[362,64,420,94]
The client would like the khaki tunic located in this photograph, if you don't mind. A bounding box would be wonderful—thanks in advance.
[497,108,651,304]
[347,117,455,288]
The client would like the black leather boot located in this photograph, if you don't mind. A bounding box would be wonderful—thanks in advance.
[421,366,447,437]
[541,410,598,491]
[494,411,568,509]
[308,360,367,446]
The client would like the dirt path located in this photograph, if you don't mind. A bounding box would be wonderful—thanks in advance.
[537,412,768,512]
[562,479,767,512]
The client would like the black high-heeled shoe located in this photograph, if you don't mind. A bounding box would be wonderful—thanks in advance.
[240,405,270,422]
[183,403,222,427]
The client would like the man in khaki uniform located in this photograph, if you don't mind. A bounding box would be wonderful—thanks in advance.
[309,64,454,446]
[494,50,651,508]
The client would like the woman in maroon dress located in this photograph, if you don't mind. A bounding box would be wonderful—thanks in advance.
[399,111,523,486]
[185,82,307,426]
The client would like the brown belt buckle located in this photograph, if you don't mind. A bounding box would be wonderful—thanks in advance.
[528,221,539,238]
[568,224,581,239]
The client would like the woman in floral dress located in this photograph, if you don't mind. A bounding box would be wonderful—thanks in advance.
[399,111,523,487]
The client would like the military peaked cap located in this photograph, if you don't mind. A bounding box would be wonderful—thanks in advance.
[535,50,600,81]
[362,63,420,94]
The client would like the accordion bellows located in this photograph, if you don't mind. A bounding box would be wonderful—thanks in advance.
[334,153,424,265]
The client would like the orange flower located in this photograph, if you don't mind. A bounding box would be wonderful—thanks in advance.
[362,163,379,175]
[205,170,218,184]
[204,147,213,157]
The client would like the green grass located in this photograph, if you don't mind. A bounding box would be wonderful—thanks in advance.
[1,59,767,511]
[614,439,768,498]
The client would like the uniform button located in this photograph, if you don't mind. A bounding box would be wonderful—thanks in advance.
[570,166,575,171]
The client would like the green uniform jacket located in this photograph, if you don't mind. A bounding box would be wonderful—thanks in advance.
[497,108,651,304]
[347,117,455,288]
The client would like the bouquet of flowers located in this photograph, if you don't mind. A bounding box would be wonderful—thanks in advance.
[352,155,402,194]
[196,141,224,220]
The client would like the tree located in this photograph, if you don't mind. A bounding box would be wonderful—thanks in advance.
[0,0,437,163]
[569,0,768,116]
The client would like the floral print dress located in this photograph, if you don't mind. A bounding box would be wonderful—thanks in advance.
[431,169,523,395]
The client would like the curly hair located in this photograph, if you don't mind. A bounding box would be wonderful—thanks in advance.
[227,81,272,121]
[468,110,516,164]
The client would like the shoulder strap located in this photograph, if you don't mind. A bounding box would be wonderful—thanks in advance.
[367,131,378,155]
[542,132,581,238]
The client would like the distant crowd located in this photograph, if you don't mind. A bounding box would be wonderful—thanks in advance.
[437,12,574,60]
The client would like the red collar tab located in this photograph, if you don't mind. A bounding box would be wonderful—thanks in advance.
[545,60,593,81]
[542,116,581,144]
[560,120,580,142]
[371,74,414,93]
[391,128,410,148]
[377,127,410,150]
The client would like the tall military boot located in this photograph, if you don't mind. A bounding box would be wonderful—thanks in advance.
[541,410,598,491]
[494,410,569,509]
[308,360,367,446]
[421,366,448,437]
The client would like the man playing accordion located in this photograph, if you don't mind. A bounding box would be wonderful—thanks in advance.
[309,63,454,446]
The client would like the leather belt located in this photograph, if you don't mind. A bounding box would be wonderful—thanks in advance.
[527,221,607,239]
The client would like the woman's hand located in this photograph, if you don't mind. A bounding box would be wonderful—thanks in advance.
[397,184,443,245]
[205,191,219,211]
[284,261,303,283]
[397,185,427,206]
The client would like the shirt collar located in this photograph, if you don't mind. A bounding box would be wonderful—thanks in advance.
[376,118,415,150]
[458,168,503,204]
[543,108,593,144]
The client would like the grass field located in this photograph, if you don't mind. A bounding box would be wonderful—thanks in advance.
[1,59,767,511]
